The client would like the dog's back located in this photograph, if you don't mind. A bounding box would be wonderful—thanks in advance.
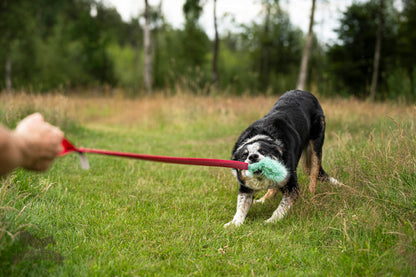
[268,90,325,146]
[234,90,324,157]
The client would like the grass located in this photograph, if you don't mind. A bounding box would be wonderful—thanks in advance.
[0,91,415,276]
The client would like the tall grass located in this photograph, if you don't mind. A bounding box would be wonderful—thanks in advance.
[0,91,415,275]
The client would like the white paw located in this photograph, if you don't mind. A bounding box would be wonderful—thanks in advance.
[264,217,278,224]
[253,198,265,204]
[329,177,343,187]
[265,211,285,224]
[224,220,243,228]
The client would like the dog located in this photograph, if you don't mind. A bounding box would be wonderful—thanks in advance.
[225,90,342,227]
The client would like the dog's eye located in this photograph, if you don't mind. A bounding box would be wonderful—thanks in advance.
[259,149,265,155]
[241,152,248,160]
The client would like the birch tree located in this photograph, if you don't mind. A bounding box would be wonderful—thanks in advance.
[369,0,384,101]
[212,0,219,87]
[143,0,152,94]
[296,0,316,91]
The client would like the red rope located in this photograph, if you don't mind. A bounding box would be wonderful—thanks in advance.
[60,138,248,170]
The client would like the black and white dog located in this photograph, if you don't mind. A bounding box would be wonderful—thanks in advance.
[225,90,342,227]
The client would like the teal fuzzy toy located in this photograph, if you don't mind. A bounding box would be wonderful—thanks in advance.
[246,157,288,183]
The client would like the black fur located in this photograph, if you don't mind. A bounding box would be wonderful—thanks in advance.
[231,90,328,195]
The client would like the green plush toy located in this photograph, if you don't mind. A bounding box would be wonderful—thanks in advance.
[246,157,288,183]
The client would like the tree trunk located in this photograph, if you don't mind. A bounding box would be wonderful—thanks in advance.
[260,1,271,92]
[143,0,152,94]
[296,0,316,91]
[369,0,384,101]
[211,0,219,87]
[5,56,12,92]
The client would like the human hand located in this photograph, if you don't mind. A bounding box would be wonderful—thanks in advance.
[13,113,64,171]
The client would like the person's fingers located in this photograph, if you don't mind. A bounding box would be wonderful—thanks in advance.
[13,112,64,171]
[18,113,44,126]
[29,112,44,121]
[45,126,64,155]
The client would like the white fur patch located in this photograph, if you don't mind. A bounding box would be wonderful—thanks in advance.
[329,177,343,186]
[237,135,283,152]
[224,192,254,227]
[265,193,296,223]
[237,135,272,151]
[243,142,264,163]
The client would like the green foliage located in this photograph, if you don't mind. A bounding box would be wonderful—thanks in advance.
[0,0,415,100]
[0,0,122,90]
[397,0,416,96]
[217,43,257,94]
[386,67,416,101]
[215,4,304,95]
[327,0,399,98]
[34,16,88,88]
[183,0,204,22]
[108,44,142,89]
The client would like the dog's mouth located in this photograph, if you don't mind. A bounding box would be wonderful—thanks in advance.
[243,168,263,180]
[253,169,262,176]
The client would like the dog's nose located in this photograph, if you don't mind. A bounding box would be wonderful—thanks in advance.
[248,153,259,162]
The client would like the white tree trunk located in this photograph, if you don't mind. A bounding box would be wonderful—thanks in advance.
[143,0,152,94]
[212,0,219,87]
[369,0,384,101]
[296,0,316,91]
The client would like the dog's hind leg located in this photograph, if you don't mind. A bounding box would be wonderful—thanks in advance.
[308,141,321,194]
[301,143,312,176]
[310,116,343,189]
[254,188,279,204]
[308,115,328,194]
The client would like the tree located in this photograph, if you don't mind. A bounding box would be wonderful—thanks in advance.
[296,0,316,91]
[239,1,303,93]
[259,0,272,91]
[182,0,209,68]
[0,0,124,91]
[212,0,219,87]
[327,0,397,98]
[143,0,152,94]
[180,0,210,91]
[369,0,384,101]
[0,0,34,92]
[397,0,416,97]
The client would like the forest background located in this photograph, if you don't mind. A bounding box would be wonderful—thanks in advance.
[0,0,415,101]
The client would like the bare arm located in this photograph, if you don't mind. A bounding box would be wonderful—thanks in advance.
[0,113,64,176]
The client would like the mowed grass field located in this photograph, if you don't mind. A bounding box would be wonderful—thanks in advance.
[1,92,415,276]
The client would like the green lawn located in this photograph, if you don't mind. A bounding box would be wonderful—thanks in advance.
[1,93,415,276]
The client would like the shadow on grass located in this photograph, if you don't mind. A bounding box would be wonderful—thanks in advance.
[1,231,63,276]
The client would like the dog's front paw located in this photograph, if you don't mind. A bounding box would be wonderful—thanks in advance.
[224,220,244,228]
[264,217,278,224]
[264,212,284,224]
[253,198,266,205]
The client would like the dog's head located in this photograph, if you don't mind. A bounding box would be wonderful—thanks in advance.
[232,135,286,190]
